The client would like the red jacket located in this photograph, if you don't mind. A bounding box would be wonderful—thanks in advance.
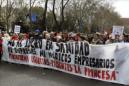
[11,35,19,40]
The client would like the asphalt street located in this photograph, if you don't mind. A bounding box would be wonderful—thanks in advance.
[0,62,125,86]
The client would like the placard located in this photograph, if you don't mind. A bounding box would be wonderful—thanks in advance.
[112,26,124,35]
[14,25,21,33]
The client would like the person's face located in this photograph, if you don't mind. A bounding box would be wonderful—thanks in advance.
[115,35,120,39]
[94,34,99,39]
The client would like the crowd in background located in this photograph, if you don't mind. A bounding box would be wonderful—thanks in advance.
[0,30,129,44]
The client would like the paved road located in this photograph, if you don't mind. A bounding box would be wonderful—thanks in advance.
[0,62,125,86]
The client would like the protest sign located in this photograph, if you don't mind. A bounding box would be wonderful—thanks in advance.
[14,25,21,33]
[112,26,124,35]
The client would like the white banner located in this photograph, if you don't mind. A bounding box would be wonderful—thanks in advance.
[2,39,129,85]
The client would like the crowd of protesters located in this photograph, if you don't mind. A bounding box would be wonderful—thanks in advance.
[0,30,129,63]
[1,30,129,44]
[0,33,2,63]
[8,32,129,43]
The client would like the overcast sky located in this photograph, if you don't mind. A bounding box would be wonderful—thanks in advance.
[113,0,129,18]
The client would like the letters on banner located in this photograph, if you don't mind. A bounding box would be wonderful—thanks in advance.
[2,39,129,85]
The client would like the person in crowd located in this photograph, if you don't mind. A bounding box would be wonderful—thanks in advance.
[11,33,19,40]
[45,33,50,40]
[102,33,109,44]
[3,33,10,40]
[55,32,62,42]
[87,34,94,44]
[96,34,103,44]
[74,33,81,41]
[91,32,103,44]
[112,34,123,43]
[33,31,42,39]
[62,33,68,42]
[50,32,56,41]
[123,34,129,42]
[68,32,75,42]
[105,35,113,44]
[0,34,3,63]
[29,32,34,39]
[1,30,129,45]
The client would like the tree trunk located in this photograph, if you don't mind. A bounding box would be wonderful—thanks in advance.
[52,0,59,31]
[42,0,48,30]
[52,0,69,32]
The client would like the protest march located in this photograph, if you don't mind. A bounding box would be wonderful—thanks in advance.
[1,0,129,86]
[0,26,129,85]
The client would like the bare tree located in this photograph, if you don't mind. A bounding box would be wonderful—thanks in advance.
[5,0,16,32]
[52,0,70,31]
[0,0,4,21]
[42,0,49,30]
[65,0,107,32]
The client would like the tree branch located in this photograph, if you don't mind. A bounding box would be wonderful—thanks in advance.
[63,0,69,9]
